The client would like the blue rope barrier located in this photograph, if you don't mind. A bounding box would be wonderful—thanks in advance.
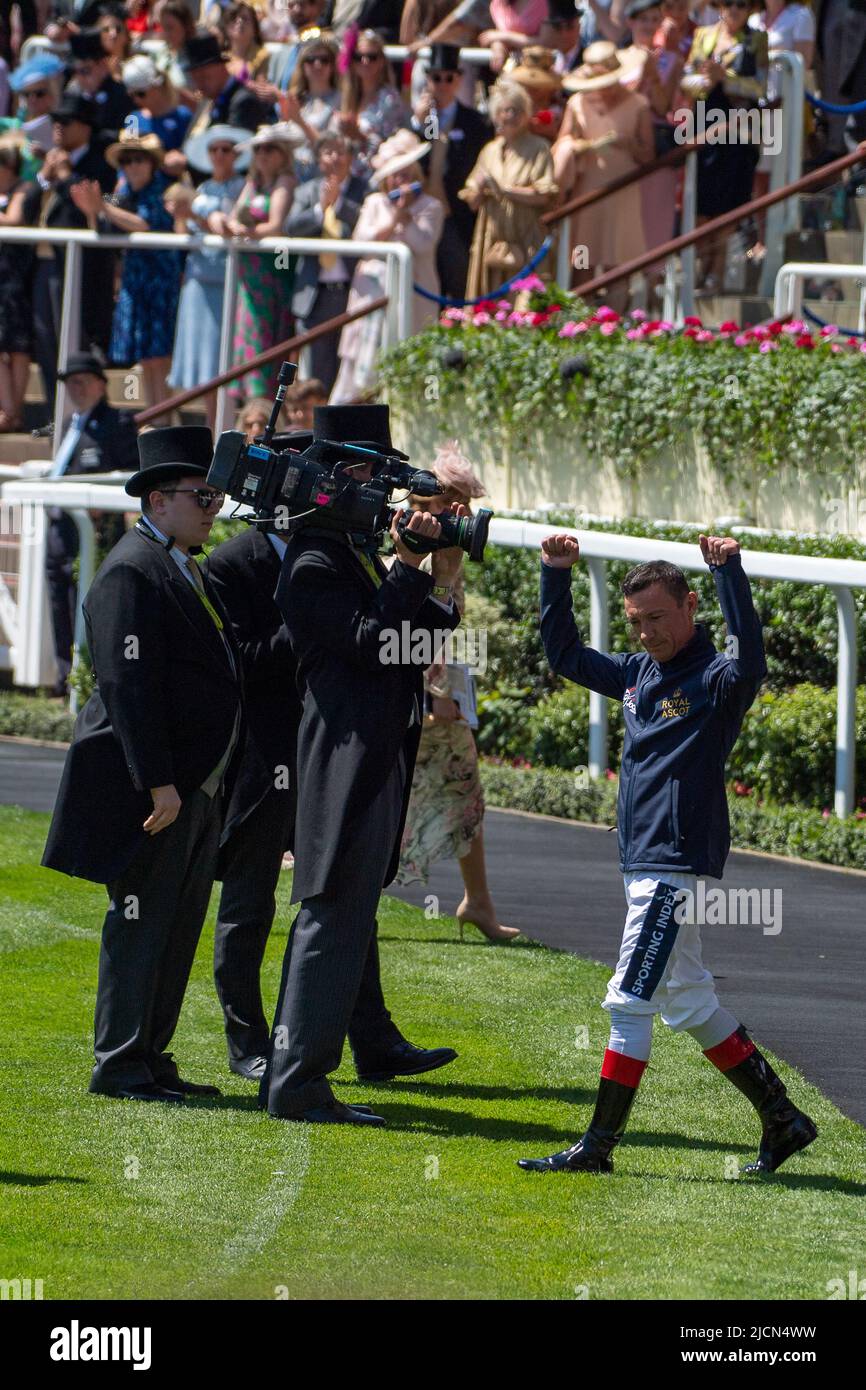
[805,89,866,115]
[412,235,555,307]
[802,304,866,338]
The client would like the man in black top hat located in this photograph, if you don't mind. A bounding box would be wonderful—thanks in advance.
[42,426,244,1103]
[182,31,274,143]
[540,0,584,74]
[66,28,135,138]
[259,404,461,1125]
[44,351,139,698]
[411,43,491,301]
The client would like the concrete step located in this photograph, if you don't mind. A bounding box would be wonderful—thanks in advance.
[0,434,51,465]
[824,229,865,264]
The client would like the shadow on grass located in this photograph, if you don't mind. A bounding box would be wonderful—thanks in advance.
[376,933,545,950]
[622,1168,866,1194]
[334,1079,596,1104]
[0,1170,88,1186]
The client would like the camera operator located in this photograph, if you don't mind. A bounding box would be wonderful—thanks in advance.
[259,404,463,1126]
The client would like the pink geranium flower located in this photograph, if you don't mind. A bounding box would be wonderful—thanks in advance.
[595,305,620,323]
[695,330,714,343]
[820,324,838,337]
[599,321,618,336]
[511,274,545,292]
[759,341,778,352]
[684,315,703,327]
[719,320,739,333]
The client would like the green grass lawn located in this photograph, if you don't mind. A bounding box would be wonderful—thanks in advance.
[1,803,864,1301]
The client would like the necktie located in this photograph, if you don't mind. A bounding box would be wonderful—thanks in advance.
[355,550,382,588]
[319,199,341,272]
[51,413,82,477]
[186,557,225,630]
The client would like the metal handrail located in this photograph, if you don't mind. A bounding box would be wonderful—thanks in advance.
[572,142,866,300]
[133,295,388,425]
[0,227,413,444]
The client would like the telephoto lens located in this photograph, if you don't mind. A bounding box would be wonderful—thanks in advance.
[396,507,492,562]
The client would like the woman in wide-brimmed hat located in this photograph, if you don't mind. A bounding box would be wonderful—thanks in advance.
[71,129,182,419]
[507,43,565,142]
[552,41,654,302]
[168,125,248,428]
[459,79,558,301]
[330,129,443,403]
[223,124,299,402]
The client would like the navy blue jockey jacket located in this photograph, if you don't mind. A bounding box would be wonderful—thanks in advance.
[540,553,767,879]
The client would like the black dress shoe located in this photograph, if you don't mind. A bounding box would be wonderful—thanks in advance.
[355,1039,458,1083]
[161,1076,222,1097]
[229,1055,268,1082]
[280,1100,385,1126]
[92,1082,186,1104]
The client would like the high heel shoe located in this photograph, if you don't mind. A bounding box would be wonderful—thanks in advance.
[456,905,520,944]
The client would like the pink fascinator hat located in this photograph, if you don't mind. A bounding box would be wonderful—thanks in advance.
[431,441,486,499]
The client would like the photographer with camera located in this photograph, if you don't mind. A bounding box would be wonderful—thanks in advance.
[245,403,467,1125]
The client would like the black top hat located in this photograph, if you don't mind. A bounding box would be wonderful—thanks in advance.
[125,426,214,497]
[547,0,581,20]
[426,43,461,73]
[69,28,108,62]
[57,351,107,381]
[180,31,226,73]
[312,405,408,461]
[50,91,99,126]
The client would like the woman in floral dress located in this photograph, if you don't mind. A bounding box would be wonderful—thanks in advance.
[395,443,519,944]
[226,124,297,402]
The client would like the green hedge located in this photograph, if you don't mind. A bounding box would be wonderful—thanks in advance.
[479,761,866,871]
[0,693,75,742]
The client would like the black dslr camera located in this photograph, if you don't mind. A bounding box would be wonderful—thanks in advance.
[206,362,491,560]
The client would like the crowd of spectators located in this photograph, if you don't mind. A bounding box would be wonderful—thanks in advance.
[0,0,857,427]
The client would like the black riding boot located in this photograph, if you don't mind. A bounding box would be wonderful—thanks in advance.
[518,1076,640,1173]
[720,1028,817,1174]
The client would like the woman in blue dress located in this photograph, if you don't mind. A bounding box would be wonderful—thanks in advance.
[168,124,248,428]
[71,130,183,420]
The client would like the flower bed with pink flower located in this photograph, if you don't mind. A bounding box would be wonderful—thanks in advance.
[382,278,866,502]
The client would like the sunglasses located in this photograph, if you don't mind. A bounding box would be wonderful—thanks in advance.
[208,142,235,153]
[119,152,150,165]
[429,72,457,82]
[129,88,149,99]
[25,87,51,98]
[303,53,333,65]
[161,487,225,510]
[353,51,382,63]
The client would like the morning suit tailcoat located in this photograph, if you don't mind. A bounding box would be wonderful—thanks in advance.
[205,526,301,851]
[275,530,461,904]
[52,397,140,490]
[42,525,244,886]
[430,103,492,244]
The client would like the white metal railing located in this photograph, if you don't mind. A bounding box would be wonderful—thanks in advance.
[489,517,864,819]
[0,227,413,443]
[0,481,862,817]
[775,261,866,334]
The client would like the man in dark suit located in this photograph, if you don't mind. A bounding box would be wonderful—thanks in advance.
[206,500,459,1085]
[181,31,275,145]
[66,27,135,139]
[42,427,244,1103]
[285,133,368,394]
[260,405,461,1125]
[411,43,492,301]
[28,94,116,403]
[44,352,140,698]
[540,0,584,75]
[204,521,302,1081]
